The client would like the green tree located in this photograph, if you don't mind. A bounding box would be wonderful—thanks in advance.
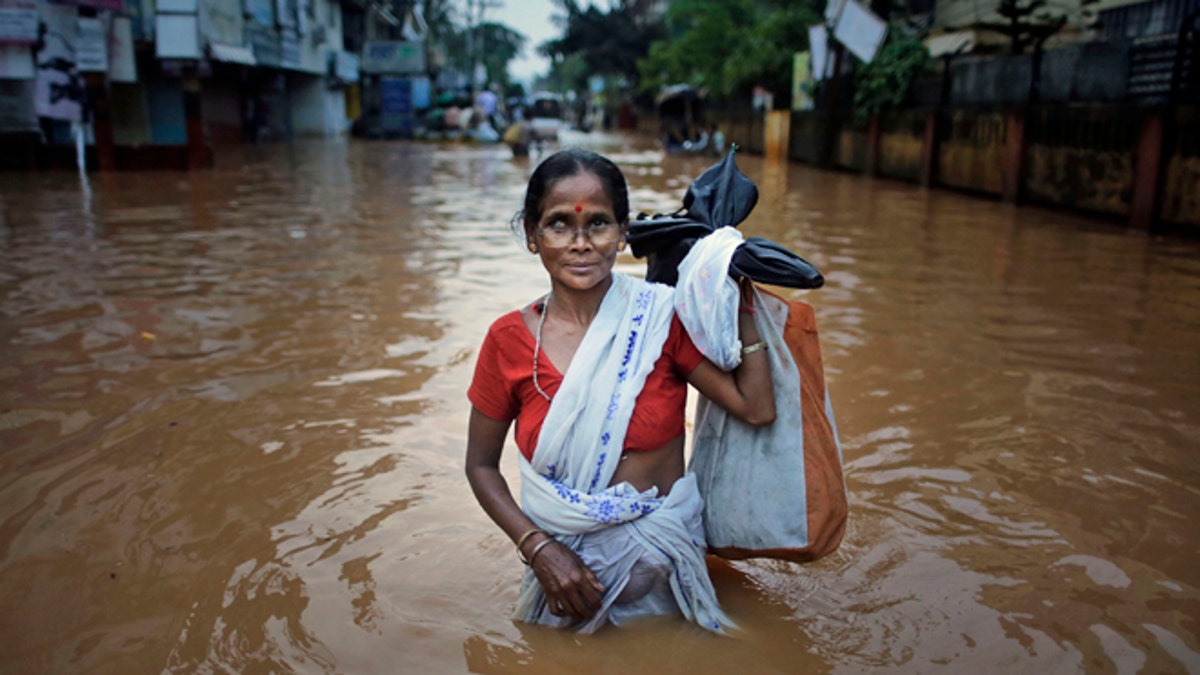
[431,5,526,91]
[851,28,930,126]
[637,0,820,107]
[477,22,526,87]
[540,0,665,93]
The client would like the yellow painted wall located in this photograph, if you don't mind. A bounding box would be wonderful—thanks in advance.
[1024,146,1132,216]
[1161,155,1200,227]
[879,132,924,181]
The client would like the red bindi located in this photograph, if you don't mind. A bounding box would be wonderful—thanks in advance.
[574,203,583,213]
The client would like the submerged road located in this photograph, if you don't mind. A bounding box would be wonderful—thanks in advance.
[1,133,1198,673]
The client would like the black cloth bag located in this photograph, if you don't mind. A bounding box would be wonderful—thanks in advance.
[628,150,824,289]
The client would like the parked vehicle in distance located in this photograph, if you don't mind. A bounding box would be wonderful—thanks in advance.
[529,92,563,141]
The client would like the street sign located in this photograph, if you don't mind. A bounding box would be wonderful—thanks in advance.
[833,0,888,64]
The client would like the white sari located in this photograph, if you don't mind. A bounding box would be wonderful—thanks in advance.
[515,273,735,634]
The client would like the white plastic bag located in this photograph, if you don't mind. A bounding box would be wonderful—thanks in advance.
[674,227,744,369]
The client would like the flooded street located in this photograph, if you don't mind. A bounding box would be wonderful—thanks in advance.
[2,132,1198,674]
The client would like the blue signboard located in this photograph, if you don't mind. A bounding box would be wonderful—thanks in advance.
[411,76,431,109]
[380,76,412,134]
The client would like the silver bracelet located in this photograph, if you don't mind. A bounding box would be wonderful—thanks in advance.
[741,340,768,356]
[525,537,554,566]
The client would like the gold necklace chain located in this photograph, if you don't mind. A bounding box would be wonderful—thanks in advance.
[532,291,553,402]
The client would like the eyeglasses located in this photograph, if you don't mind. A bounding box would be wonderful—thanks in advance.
[536,219,621,248]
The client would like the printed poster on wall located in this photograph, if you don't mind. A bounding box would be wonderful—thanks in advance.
[76,16,108,72]
[109,15,137,82]
[792,51,813,111]
[0,0,39,44]
[35,2,85,121]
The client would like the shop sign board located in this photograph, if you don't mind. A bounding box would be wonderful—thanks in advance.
[362,41,424,74]
[380,75,412,133]
[156,14,200,59]
[330,50,358,82]
[832,0,887,64]
[76,17,107,72]
[0,0,38,45]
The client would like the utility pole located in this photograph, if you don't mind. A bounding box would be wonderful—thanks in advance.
[466,0,500,97]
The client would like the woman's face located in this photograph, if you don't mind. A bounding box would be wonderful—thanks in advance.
[530,171,625,295]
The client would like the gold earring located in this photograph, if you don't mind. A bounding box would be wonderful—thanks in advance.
[528,242,538,253]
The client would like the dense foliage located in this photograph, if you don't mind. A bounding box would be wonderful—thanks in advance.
[539,0,665,93]
[637,0,821,107]
[851,30,931,127]
[441,21,526,88]
[413,0,524,91]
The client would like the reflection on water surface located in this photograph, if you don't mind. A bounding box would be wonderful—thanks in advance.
[1,134,1198,674]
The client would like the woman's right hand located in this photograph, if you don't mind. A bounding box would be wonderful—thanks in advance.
[527,536,605,621]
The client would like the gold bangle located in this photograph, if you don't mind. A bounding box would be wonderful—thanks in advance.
[526,538,555,566]
[516,528,544,551]
[741,341,768,356]
[515,529,545,564]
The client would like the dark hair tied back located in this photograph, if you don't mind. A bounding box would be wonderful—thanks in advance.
[509,149,630,244]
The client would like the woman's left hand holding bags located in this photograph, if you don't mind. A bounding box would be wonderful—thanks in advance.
[524,534,606,621]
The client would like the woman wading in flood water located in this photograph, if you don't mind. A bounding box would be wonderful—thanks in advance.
[464,149,776,633]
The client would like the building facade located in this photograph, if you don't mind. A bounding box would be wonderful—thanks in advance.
[0,0,364,169]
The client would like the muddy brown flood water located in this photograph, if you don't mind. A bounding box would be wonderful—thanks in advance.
[1,133,1198,674]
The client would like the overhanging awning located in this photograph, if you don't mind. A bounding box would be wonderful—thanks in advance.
[924,31,976,58]
[208,43,257,66]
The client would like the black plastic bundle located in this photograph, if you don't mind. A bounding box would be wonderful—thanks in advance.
[627,150,824,289]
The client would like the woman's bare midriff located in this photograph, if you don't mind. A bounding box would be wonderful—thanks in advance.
[608,434,686,495]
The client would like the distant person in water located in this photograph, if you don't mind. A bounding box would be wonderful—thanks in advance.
[464,148,776,633]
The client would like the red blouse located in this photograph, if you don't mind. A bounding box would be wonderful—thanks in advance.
[468,308,705,461]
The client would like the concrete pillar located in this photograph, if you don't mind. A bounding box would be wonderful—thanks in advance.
[1129,109,1165,231]
[865,115,881,177]
[765,110,790,161]
[920,111,938,187]
[1001,110,1026,204]
[86,72,116,171]
[182,75,213,169]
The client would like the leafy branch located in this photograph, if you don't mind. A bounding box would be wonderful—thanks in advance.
[851,29,931,127]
